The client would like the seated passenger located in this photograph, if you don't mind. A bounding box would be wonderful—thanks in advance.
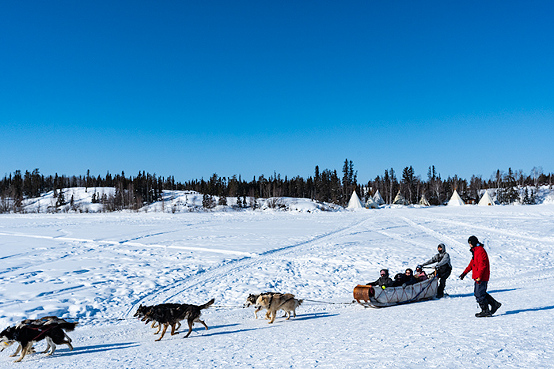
[404,268,418,286]
[392,272,409,287]
[367,269,393,288]
[414,265,428,281]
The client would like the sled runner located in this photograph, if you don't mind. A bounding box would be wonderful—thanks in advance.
[353,276,438,308]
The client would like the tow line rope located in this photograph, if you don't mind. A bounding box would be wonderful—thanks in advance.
[68,300,362,323]
[302,299,355,305]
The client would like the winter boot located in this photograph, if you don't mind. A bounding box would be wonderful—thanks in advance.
[487,295,502,315]
[475,301,492,317]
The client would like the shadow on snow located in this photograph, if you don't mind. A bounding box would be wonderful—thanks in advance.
[60,342,140,357]
[502,305,554,316]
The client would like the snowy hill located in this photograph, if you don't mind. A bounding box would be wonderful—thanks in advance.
[1,206,554,367]
[19,188,340,214]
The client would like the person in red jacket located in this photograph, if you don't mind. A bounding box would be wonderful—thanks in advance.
[459,236,502,317]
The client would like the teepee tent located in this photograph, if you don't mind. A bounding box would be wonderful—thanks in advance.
[365,196,380,209]
[393,190,408,205]
[419,194,431,206]
[447,190,465,206]
[347,191,363,209]
[478,190,496,206]
[373,190,385,206]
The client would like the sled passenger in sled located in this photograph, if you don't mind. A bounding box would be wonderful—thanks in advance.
[392,269,418,287]
[414,265,428,281]
[404,268,418,286]
[367,269,393,288]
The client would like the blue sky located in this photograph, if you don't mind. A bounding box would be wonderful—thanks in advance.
[1,1,553,183]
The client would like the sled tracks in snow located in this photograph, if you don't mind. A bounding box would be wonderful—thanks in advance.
[123,217,370,318]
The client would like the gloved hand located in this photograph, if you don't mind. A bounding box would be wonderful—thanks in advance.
[459,273,466,280]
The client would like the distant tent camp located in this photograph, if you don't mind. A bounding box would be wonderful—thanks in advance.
[478,190,496,206]
[418,194,431,206]
[365,196,380,209]
[447,190,465,206]
[347,191,363,209]
[373,190,385,206]
[393,191,408,205]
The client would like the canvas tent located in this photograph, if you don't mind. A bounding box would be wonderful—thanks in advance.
[373,190,385,206]
[419,194,431,206]
[365,196,380,209]
[447,190,465,206]
[347,191,363,209]
[478,190,496,206]
[393,191,408,205]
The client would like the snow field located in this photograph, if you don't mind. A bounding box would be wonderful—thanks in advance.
[1,206,554,367]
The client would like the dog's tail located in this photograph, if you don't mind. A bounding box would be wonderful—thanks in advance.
[297,299,303,307]
[57,322,78,332]
[200,298,215,310]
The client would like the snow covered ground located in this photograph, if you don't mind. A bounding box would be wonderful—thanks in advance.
[1,205,554,368]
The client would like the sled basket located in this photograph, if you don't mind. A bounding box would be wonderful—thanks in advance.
[353,276,438,308]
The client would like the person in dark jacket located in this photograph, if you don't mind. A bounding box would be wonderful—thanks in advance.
[459,236,502,317]
[421,243,452,298]
[404,268,418,286]
[368,269,393,288]
[392,272,409,287]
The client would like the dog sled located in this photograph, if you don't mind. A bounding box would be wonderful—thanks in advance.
[353,276,438,308]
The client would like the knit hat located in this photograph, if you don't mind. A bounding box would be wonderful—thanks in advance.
[468,235,479,247]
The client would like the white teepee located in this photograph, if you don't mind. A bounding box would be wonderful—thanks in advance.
[365,196,380,209]
[419,194,431,206]
[393,190,408,205]
[447,190,465,206]
[373,190,385,205]
[478,190,496,206]
[347,191,363,209]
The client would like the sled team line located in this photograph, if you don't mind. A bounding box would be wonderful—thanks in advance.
[1,235,501,362]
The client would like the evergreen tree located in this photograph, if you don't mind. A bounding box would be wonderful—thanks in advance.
[202,194,216,209]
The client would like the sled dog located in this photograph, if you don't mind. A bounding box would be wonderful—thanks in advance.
[0,316,77,362]
[255,293,303,324]
[134,299,214,341]
[134,303,182,334]
[244,292,288,319]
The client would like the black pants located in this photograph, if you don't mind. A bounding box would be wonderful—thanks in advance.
[437,265,452,297]
[474,280,489,304]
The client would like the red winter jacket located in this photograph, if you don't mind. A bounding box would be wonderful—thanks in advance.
[463,245,490,282]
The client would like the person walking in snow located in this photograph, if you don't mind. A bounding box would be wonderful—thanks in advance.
[459,236,502,317]
[421,243,452,298]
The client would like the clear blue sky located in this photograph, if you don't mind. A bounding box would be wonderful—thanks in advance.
[1,1,553,183]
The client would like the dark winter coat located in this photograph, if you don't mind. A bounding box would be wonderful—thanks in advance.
[392,273,408,287]
[462,244,490,282]
[405,275,418,286]
[368,276,393,288]
[392,273,417,287]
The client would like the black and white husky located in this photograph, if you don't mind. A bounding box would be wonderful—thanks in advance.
[0,316,77,362]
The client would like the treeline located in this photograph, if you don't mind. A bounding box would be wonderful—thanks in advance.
[369,166,551,206]
[0,162,552,213]
[0,169,183,213]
